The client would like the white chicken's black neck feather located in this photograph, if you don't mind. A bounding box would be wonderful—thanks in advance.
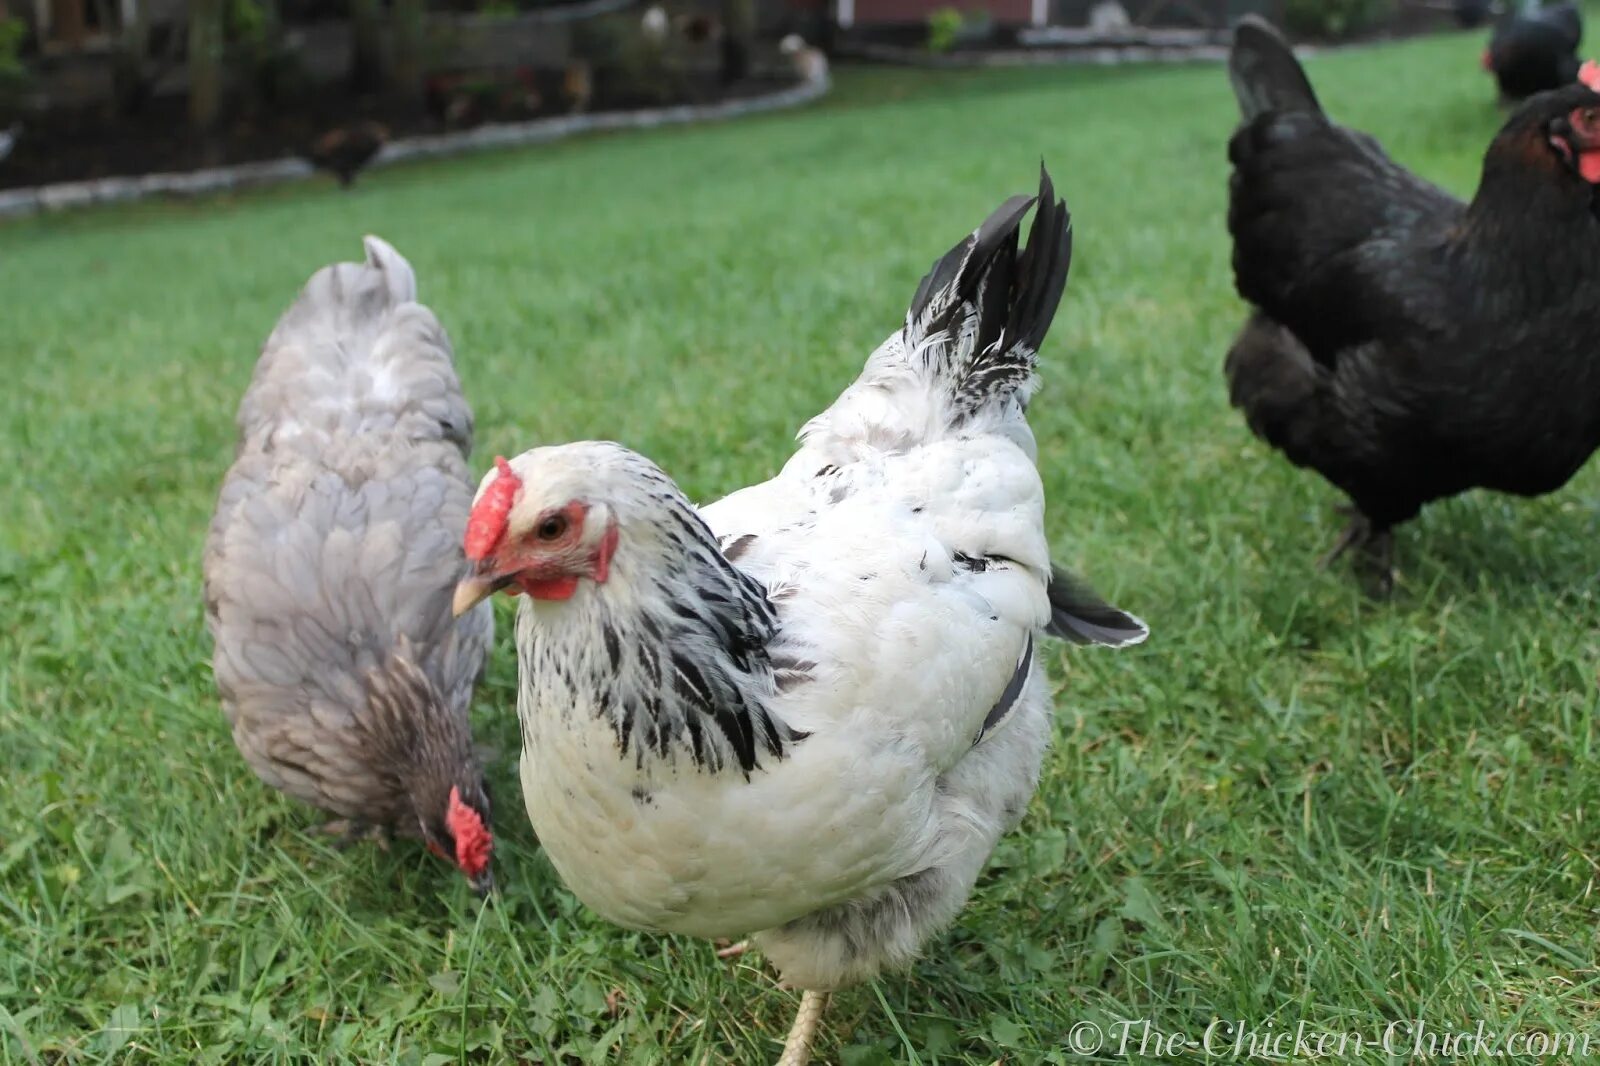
[517,480,802,778]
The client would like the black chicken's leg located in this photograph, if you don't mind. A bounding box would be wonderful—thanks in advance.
[1357,527,1396,598]
[1317,508,1370,570]
[1318,506,1396,597]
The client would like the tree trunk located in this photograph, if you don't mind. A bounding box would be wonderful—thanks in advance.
[51,0,87,49]
[244,0,286,109]
[188,0,224,130]
[348,0,384,95]
[720,0,753,85]
[111,1,150,115]
[390,0,424,109]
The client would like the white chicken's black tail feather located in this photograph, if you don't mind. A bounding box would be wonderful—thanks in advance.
[1229,16,1322,122]
[1044,566,1149,648]
[905,164,1072,425]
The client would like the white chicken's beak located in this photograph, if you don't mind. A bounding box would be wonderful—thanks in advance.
[452,572,506,617]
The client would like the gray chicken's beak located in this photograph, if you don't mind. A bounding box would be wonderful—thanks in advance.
[452,572,509,617]
[469,868,495,898]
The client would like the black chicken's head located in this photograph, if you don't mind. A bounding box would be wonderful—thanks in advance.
[1497,80,1600,190]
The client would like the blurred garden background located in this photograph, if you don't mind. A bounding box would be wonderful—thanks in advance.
[4,1,1600,1064]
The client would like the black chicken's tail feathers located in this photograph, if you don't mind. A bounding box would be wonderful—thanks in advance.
[1540,1,1583,49]
[1230,16,1322,122]
[905,164,1072,423]
[1224,312,1332,467]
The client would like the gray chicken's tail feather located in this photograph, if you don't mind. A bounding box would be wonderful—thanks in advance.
[237,235,473,453]
[362,235,417,303]
[263,234,418,362]
[1229,16,1322,122]
[905,164,1072,424]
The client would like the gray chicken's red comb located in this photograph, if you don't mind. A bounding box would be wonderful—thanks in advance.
[1581,60,1600,91]
[447,786,492,879]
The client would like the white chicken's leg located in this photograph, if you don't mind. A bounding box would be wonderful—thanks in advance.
[776,990,829,1066]
[716,939,750,959]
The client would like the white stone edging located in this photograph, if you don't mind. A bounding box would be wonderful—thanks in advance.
[833,39,1335,69]
[0,67,829,220]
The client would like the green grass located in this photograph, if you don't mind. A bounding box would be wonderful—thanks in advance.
[4,27,1600,1066]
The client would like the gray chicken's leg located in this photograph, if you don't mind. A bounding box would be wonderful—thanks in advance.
[317,819,391,851]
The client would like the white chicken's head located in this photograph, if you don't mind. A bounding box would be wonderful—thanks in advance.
[452,442,678,615]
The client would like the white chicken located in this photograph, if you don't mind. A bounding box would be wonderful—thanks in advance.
[641,3,669,41]
[452,168,1145,1061]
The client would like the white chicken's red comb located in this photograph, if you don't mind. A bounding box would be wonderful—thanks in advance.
[1581,60,1600,91]
[464,456,520,562]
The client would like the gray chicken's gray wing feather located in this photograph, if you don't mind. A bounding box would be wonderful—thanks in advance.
[205,237,492,830]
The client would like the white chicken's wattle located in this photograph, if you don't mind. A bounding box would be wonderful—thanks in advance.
[455,167,1146,1062]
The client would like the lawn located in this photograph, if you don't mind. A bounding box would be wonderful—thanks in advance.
[3,25,1600,1066]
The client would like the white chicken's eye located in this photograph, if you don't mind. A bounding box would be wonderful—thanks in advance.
[537,514,569,541]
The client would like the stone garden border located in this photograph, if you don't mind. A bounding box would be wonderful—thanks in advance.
[836,40,1238,67]
[0,63,829,221]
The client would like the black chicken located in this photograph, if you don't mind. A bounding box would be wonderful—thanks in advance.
[1456,0,1494,30]
[305,120,390,188]
[1484,1,1582,101]
[1225,17,1600,592]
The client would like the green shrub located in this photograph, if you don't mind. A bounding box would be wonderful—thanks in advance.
[573,13,683,105]
[226,0,268,44]
[927,6,963,53]
[0,17,27,83]
[1283,0,1394,38]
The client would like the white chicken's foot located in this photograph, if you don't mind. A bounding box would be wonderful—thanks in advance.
[775,989,829,1066]
[715,939,750,959]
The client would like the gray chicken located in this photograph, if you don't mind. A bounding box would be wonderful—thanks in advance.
[203,236,495,892]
